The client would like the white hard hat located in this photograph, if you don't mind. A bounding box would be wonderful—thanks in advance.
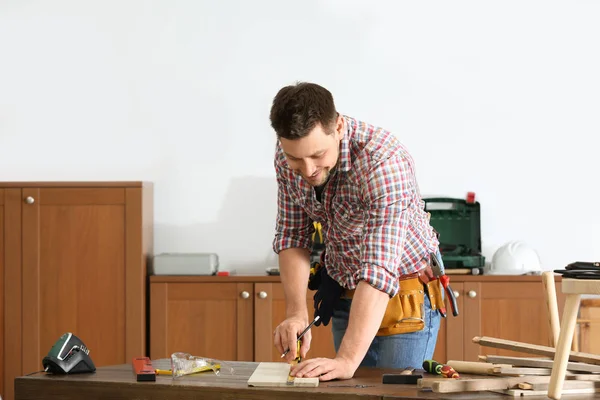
[486,241,542,275]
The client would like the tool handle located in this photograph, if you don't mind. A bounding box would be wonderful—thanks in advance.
[446,287,459,317]
[423,360,443,375]
[438,305,447,318]
[439,276,459,317]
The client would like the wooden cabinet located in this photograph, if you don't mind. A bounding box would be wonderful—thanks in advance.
[150,281,255,362]
[149,277,336,363]
[433,275,566,363]
[1,182,153,400]
[151,275,566,368]
[252,282,336,362]
[578,299,600,354]
[0,189,5,400]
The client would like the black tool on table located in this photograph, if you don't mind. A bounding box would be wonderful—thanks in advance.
[42,332,96,374]
[382,368,424,384]
[566,261,600,270]
[554,261,600,279]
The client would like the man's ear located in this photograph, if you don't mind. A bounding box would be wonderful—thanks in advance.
[334,114,344,140]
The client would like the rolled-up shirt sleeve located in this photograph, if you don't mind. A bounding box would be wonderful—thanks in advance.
[272,163,314,254]
[353,154,415,298]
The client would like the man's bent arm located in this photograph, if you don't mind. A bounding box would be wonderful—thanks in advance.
[335,281,388,367]
[335,154,417,368]
[279,247,311,319]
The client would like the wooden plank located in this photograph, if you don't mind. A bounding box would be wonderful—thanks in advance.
[417,376,550,393]
[430,376,551,393]
[568,374,600,381]
[473,336,600,365]
[428,374,600,394]
[518,380,600,391]
[494,387,600,396]
[417,377,447,389]
[247,362,319,387]
[481,355,600,373]
[446,360,510,375]
[492,366,578,376]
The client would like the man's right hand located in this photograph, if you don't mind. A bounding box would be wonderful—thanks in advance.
[273,315,311,363]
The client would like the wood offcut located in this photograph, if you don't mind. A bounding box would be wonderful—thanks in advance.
[247,362,319,387]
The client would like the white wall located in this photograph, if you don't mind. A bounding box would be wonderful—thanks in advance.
[1,0,599,274]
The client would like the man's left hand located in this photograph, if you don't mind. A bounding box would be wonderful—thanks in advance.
[290,357,357,381]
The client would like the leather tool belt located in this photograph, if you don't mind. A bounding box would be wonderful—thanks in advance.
[342,272,445,336]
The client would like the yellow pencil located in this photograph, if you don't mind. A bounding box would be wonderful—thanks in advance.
[155,369,171,375]
[155,364,221,376]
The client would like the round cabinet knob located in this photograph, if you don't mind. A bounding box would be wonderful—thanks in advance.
[468,290,477,298]
[453,291,460,298]
[258,291,268,299]
[25,196,35,204]
[240,291,250,299]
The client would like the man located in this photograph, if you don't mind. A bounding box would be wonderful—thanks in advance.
[270,82,442,381]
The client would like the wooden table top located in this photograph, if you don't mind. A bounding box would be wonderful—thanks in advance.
[14,361,593,400]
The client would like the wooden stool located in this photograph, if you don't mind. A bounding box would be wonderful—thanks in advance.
[548,278,600,399]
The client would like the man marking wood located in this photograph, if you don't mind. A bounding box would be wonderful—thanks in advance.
[269,82,443,381]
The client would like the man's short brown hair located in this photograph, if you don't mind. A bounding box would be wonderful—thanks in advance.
[269,82,338,140]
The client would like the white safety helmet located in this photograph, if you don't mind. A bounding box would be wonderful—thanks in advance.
[486,241,542,275]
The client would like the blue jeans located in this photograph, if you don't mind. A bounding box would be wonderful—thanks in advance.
[331,286,441,369]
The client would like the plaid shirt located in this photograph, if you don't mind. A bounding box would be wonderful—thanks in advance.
[272,115,440,297]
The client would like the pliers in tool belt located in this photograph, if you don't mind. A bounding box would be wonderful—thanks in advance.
[430,252,459,317]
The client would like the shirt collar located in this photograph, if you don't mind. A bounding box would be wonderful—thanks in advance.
[338,115,353,172]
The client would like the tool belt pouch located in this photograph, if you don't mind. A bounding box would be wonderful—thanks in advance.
[426,278,445,314]
[376,277,444,336]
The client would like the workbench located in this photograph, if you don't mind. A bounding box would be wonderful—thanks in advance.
[14,361,599,400]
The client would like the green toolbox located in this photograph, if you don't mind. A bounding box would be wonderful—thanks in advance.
[423,197,485,275]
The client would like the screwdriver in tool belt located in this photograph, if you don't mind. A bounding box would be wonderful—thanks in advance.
[281,316,320,358]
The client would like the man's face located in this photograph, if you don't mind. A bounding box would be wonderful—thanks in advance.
[279,116,344,187]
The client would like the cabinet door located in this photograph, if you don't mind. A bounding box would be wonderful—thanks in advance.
[254,283,336,362]
[432,282,465,364]
[463,280,565,361]
[20,187,144,375]
[1,189,22,400]
[0,189,4,398]
[150,282,254,362]
[579,299,600,354]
